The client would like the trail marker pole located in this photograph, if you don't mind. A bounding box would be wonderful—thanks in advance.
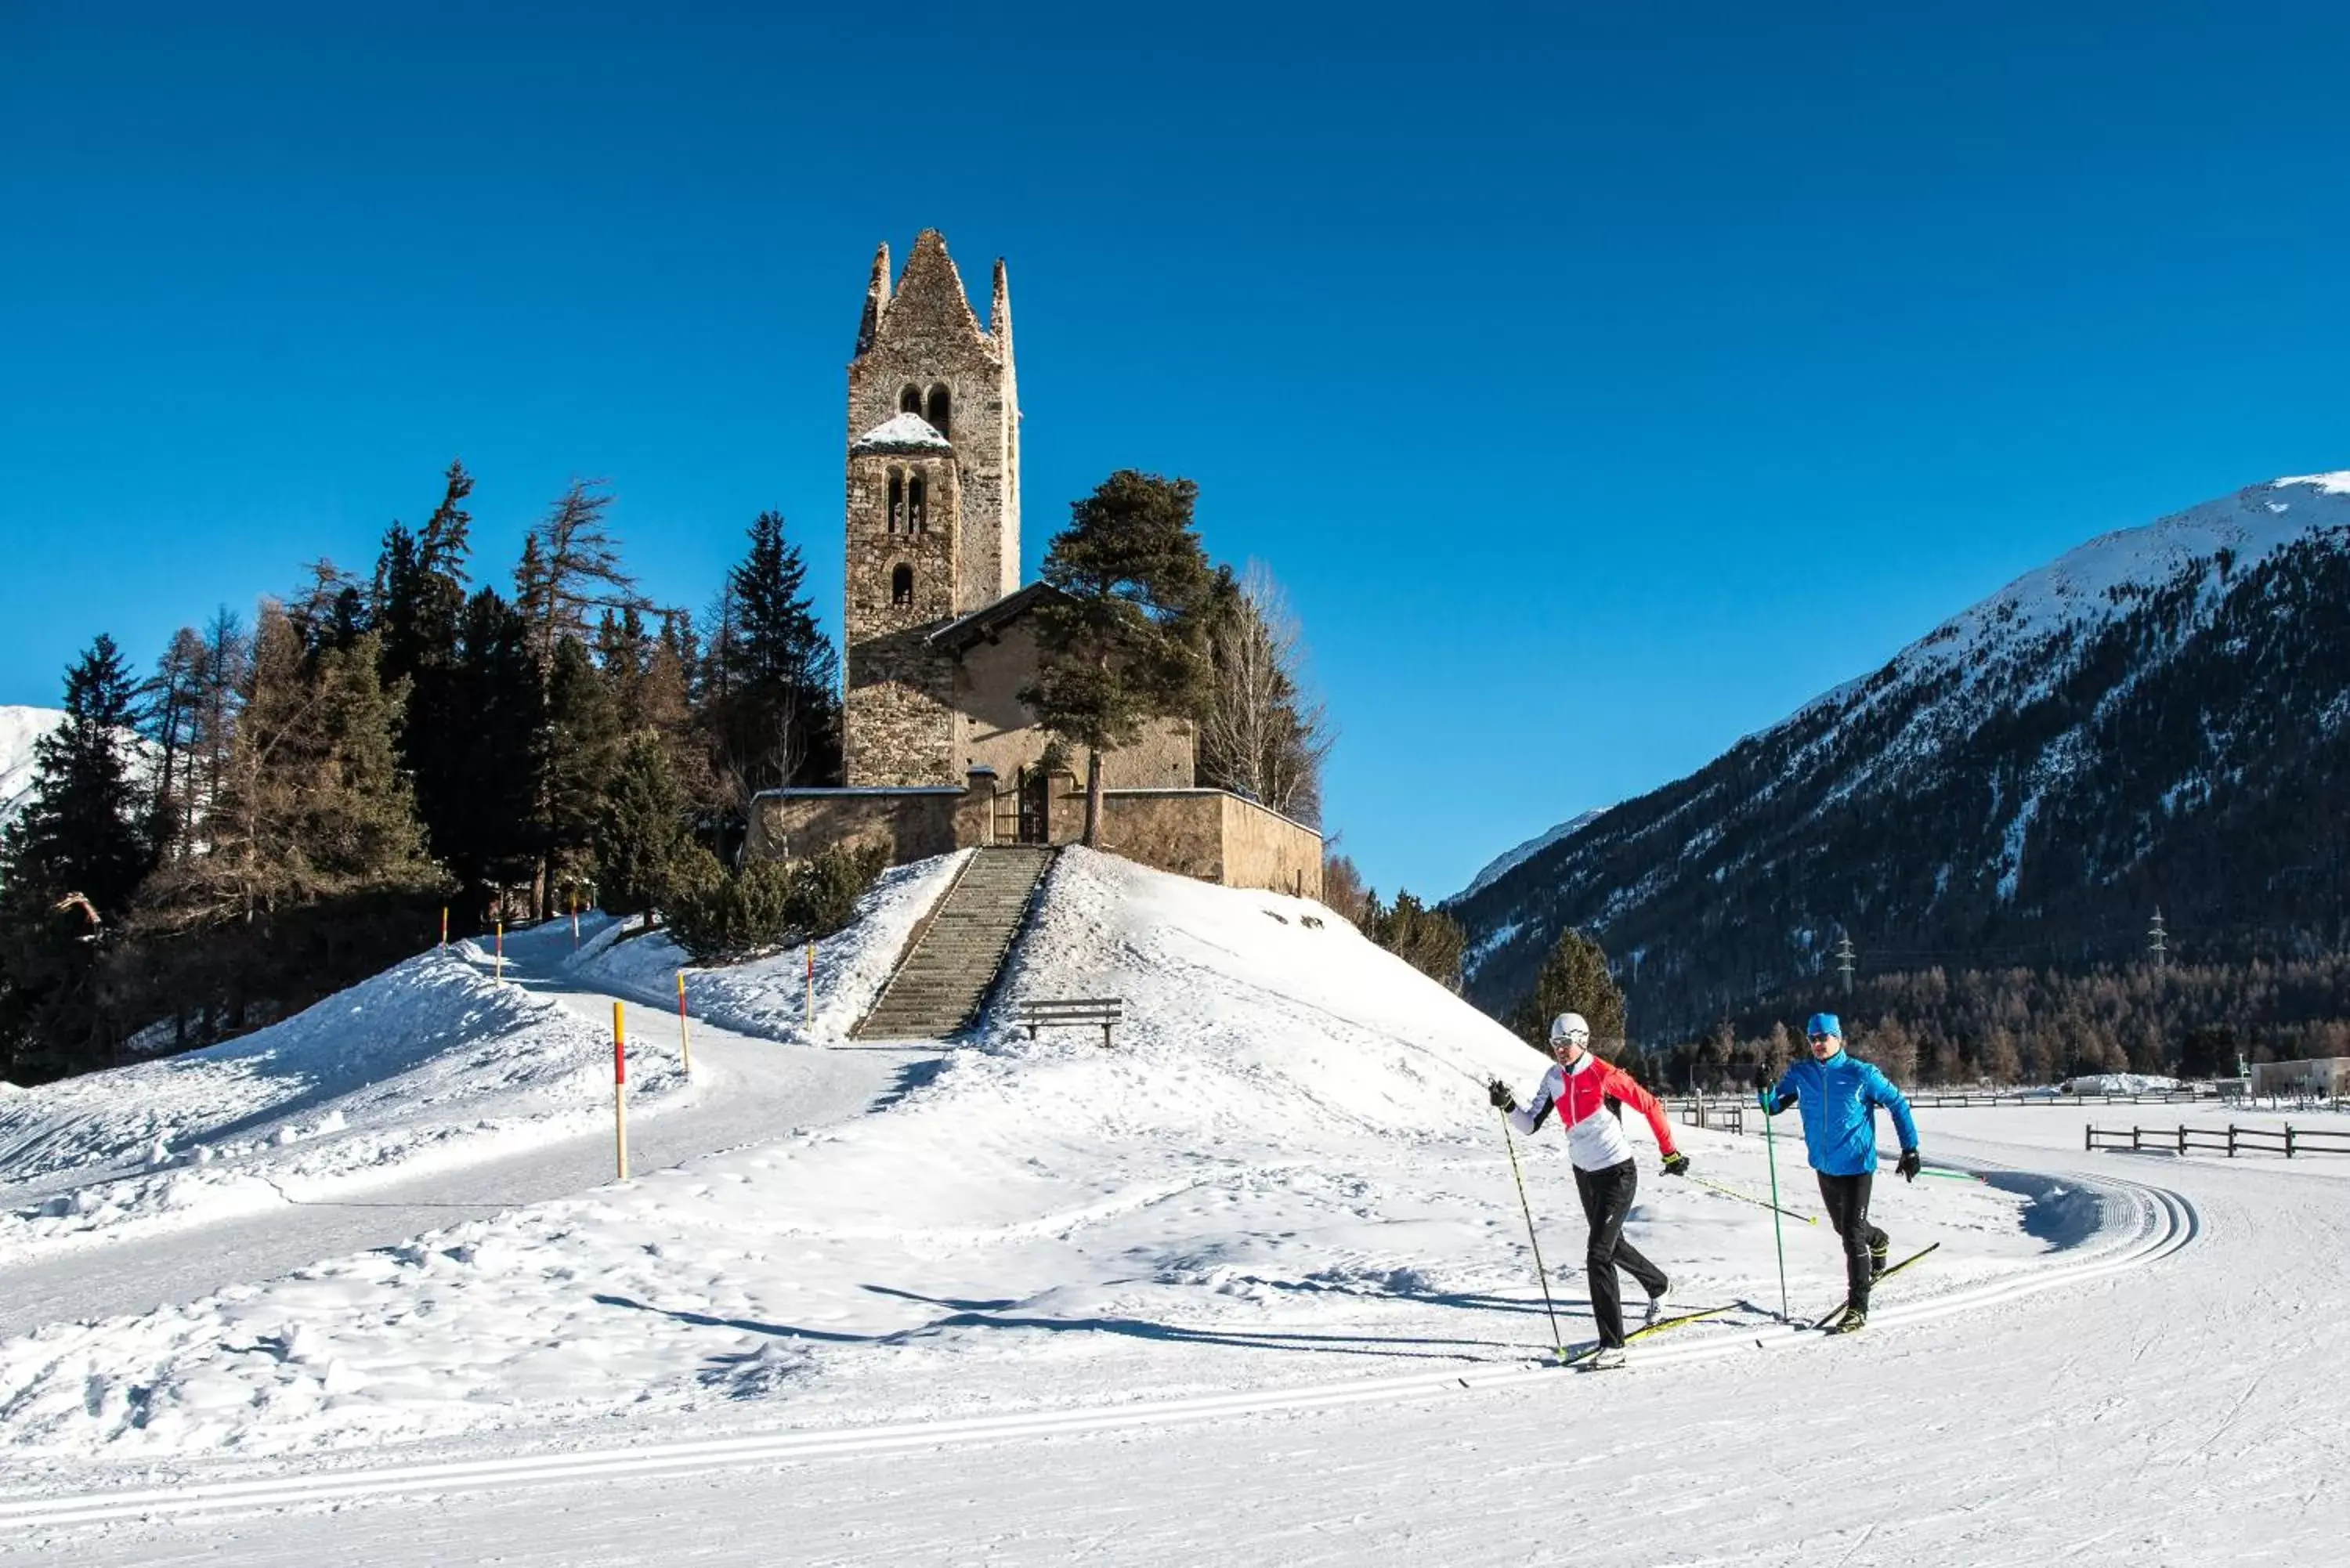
[676,972,692,1078]
[494,920,504,985]
[1762,1093,1791,1322]
[804,943,815,1031]
[613,1001,630,1180]
[572,893,580,951]
[1497,1111,1566,1362]
[439,906,448,950]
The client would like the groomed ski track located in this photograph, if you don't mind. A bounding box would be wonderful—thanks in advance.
[4,1133,2243,1559]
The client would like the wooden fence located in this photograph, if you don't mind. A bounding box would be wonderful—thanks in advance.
[2084,1122,2350,1158]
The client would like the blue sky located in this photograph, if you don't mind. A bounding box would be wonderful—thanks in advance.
[7,3,2350,898]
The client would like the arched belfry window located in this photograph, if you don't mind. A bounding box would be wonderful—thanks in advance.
[886,468,904,533]
[891,563,913,606]
[908,472,927,533]
[926,384,951,439]
[899,384,922,414]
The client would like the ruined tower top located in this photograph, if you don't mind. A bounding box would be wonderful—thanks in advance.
[844,230,1021,619]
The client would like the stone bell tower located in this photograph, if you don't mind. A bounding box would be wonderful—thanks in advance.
[841,230,1022,786]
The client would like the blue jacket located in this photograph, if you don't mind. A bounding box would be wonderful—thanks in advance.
[1759,1051,1919,1177]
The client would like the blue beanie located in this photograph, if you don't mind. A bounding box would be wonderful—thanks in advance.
[1806,1012,1843,1040]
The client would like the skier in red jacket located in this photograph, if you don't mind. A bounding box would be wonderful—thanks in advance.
[1489,1011,1690,1367]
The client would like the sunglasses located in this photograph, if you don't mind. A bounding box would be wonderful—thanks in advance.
[1807,1033,1838,1043]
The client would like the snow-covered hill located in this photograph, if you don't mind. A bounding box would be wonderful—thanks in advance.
[0,705,64,831]
[1455,471,2350,1028]
[0,849,2045,1459]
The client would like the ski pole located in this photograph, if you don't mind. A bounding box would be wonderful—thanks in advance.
[1761,1091,1791,1323]
[1686,1170,1817,1225]
[1497,1111,1567,1362]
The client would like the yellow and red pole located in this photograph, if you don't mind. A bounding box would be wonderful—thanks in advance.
[494,919,504,984]
[676,971,692,1078]
[613,1001,630,1180]
[439,905,448,950]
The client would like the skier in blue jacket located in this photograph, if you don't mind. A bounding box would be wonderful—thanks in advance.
[1755,1013,1922,1333]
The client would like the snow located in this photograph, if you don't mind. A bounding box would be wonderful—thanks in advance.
[2,851,2343,1561]
[568,851,969,1042]
[0,851,2043,1470]
[848,411,952,451]
[0,706,64,833]
[1452,808,1604,902]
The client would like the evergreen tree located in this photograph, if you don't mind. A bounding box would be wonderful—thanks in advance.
[1025,471,1217,844]
[536,635,624,916]
[0,636,154,1080]
[375,462,479,879]
[441,587,543,913]
[599,732,690,919]
[1357,888,1468,989]
[707,512,841,828]
[1510,927,1629,1051]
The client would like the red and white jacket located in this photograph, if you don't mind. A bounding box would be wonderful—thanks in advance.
[1508,1053,1679,1172]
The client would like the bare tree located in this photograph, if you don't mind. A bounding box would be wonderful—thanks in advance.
[1198,561,1334,826]
[516,481,647,667]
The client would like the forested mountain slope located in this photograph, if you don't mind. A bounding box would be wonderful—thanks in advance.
[1453,473,2350,1037]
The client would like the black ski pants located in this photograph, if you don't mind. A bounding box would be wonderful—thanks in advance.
[1817,1172,1889,1311]
[1574,1157,1668,1348]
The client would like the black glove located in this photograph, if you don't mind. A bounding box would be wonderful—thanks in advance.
[1487,1079,1517,1113]
[1662,1152,1690,1178]
[1752,1066,1770,1091]
[1896,1148,1922,1183]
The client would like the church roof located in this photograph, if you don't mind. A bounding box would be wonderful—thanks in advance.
[924,580,1068,655]
[851,411,953,454]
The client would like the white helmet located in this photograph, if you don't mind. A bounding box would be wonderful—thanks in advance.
[1548,1012,1591,1049]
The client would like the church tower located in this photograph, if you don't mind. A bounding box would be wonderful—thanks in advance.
[841,231,1022,786]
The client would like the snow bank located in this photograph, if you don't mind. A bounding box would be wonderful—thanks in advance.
[0,851,2042,1459]
[0,946,684,1263]
[567,851,970,1040]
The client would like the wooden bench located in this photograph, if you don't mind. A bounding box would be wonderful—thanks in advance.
[1012,997,1123,1049]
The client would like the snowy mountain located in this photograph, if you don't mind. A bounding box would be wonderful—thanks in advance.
[1455,809,1605,902]
[0,706,65,832]
[1453,471,2350,1034]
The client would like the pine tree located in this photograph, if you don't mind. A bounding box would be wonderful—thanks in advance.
[441,587,543,913]
[376,463,480,880]
[537,635,624,916]
[0,636,154,1080]
[1510,928,1629,1052]
[707,512,841,827]
[1357,888,1468,989]
[1025,471,1217,844]
[600,732,690,919]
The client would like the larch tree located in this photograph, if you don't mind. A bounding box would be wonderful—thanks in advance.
[1197,560,1333,827]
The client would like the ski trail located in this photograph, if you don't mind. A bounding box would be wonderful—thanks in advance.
[0,1155,2194,1531]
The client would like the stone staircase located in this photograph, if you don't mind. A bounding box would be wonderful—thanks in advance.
[853,846,1056,1040]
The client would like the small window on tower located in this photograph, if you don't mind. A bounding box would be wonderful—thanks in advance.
[909,473,927,533]
[926,384,951,439]
[887,469,903,533]
[899,385,922,414]
[891,564,913,606]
